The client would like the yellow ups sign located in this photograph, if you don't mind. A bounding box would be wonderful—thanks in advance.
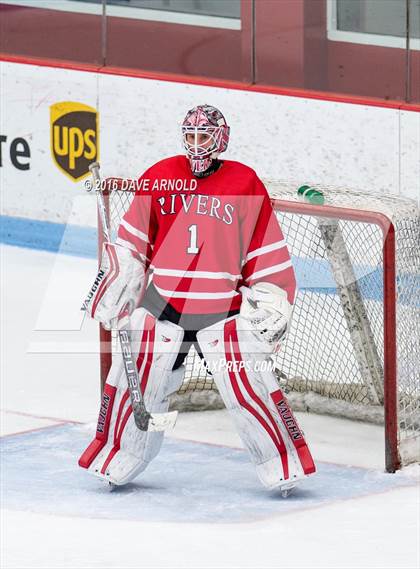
[50,102,98,181]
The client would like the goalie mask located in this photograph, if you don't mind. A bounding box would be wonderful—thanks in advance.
[182,104,230,175]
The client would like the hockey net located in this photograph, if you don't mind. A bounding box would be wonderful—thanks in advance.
[98,178,420,472]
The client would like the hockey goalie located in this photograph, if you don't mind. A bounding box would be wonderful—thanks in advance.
[79,104,316,494]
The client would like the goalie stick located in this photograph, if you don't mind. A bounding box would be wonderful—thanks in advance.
[88,162,178,432]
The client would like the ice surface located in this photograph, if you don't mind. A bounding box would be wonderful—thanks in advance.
[1,424,417,524]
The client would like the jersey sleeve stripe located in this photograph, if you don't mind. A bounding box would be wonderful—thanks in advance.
[115,237,137,252]
[117,225,152,256]
[115,237,150,263]
[243,239,287,265]
[245,259,293,282]
[242,247,291,280]
[120,218,149,244]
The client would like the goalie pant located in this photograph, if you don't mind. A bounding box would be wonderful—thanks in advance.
[79,309,315,488]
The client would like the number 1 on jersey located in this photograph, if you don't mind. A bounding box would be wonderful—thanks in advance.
[187,224,199,254]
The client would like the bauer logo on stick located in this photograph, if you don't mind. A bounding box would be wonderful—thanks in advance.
[50,102,98,181]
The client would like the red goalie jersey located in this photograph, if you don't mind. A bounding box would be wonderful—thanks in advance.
[116,155,296,315]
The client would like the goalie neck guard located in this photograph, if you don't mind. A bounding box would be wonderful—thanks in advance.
[182,104,230,176]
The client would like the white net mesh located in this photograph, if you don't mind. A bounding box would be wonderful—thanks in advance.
[103,178,420,467]
[269,182,419,466]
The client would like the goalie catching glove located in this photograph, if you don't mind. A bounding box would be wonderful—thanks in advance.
[240,282,293,352]
[82,242,145,330]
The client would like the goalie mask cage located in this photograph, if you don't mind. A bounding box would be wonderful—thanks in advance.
[97,177,419,473]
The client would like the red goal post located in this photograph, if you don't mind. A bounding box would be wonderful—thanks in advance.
[96,177,420,473]
[273,199,398,471]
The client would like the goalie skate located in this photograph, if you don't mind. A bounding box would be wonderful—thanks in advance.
[279,482,296,498]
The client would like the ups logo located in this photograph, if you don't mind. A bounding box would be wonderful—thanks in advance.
[50,102,98,181]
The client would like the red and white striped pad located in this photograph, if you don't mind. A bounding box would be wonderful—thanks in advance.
[79,307,184,485]
[197,315,316,490]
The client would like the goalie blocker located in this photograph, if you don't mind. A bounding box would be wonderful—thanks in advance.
[82,242,145,330]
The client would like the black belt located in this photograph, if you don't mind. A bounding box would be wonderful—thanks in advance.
[141,281,239,332]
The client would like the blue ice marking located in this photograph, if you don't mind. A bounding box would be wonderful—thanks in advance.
[0,215,97,258]
[1,424,416,523]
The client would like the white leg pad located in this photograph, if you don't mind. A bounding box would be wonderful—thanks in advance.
[197,316,316,490]
[79,308,184,485]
